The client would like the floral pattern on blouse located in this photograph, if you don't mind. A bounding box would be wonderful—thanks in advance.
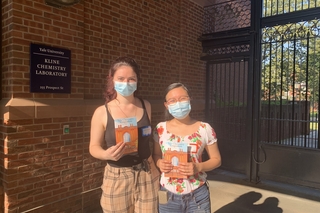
[153,121,217,194]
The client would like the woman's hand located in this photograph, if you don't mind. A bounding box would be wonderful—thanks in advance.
[105,142,126,161]
[157,159,173,173]
[177,162,199,176]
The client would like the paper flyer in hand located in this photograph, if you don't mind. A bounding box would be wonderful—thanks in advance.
[163,142,188,178]
[114,117,138,155]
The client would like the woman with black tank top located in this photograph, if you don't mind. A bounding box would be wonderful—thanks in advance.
[89,56,160,213]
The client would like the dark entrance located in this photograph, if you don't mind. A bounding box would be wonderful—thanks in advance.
[205,58,250,174]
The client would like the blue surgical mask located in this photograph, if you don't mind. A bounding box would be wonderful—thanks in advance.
[114,81,137,97]
[168,101,191,119]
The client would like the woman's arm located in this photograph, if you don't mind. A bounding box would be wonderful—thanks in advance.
[178,142,221,176]
[197,142,221,172]
[153,142,162,168]
[89,106,125,161]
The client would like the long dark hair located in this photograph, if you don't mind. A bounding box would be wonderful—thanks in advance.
[104,56,141,104]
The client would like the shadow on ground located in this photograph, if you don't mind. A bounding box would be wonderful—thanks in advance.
[206,169,320,203]
[213,191,282,213]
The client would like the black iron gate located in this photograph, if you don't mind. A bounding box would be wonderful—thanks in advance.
[256,0,320,188]
[201,0,320,189]
[260,2,320,149]
[205,58,251,174]
[200,0,252,175]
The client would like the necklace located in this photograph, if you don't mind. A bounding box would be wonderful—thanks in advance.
[115,98,137,118]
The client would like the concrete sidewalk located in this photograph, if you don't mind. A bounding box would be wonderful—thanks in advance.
[208,169,320,213]
[93,169,320,212]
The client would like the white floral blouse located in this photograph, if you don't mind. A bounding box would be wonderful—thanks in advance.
[153,121,217,194]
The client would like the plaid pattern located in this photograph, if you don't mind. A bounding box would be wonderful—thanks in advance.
[100,157,160,213]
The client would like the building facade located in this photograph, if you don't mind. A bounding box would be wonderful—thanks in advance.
[0,0,206,212]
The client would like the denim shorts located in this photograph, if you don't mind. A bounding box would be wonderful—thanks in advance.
[159,183,211,213]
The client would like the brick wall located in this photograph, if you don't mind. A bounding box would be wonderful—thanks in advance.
[1,0,205,212]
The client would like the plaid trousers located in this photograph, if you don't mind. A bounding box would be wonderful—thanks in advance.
[100,157,160,213]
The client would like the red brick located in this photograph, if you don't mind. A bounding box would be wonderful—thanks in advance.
[1,0,206,212]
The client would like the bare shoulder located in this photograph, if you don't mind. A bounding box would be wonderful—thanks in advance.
[92,105,107,125]
[139,98,152,120]
[93,105,106,116]
[142,99,151,108]
[140,99,151,111]
[135,98,150,108]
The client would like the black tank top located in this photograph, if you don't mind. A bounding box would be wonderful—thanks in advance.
[104,98,152,167]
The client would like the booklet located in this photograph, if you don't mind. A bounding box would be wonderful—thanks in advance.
[114,117,138,155]
[163,142,188,178]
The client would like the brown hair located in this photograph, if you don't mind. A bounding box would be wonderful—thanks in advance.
[104,56,141,104]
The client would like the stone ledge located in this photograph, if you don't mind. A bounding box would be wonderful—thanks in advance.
[0,98,104,120]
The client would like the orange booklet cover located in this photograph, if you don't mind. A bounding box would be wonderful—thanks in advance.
[163,142,188,178]
[114,117,138,155]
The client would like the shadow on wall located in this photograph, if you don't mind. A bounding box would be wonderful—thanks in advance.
[214,191,283,213]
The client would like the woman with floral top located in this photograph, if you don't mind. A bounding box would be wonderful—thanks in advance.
[153,82,221,213]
